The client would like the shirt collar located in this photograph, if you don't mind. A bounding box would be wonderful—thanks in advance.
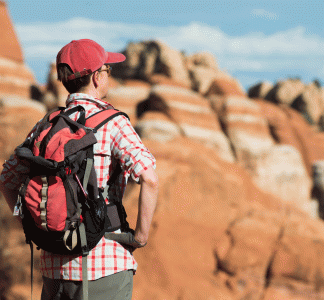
[66,93,115,109]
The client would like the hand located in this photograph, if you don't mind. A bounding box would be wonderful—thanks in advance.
[105,232,147,252]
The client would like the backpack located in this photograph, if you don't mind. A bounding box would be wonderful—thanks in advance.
[14,105,131,300]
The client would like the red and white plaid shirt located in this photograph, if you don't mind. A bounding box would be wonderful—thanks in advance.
[1,93,156,281]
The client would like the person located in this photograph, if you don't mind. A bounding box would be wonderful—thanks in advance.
[0,39,159,300]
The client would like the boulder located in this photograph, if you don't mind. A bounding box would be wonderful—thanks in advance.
[221,96,274,165]
[112,41,146,78]
[311,133,324,163]
[248,81,273,99]
[185,52,224,94]
[157,41,191,88]
[268,214,324,299]
[257,100,298,144]
[112,41,191,88]
[258,100,324,176]
[185,51,218,70]
[135,111,181,142]
[107,83,151,124]
[257,100,310,170]
[254,145,313,216]
[206,77,246,97]
[216,210,283,299]
[291,82,323,124]
[281,106,324,175]
[265,78,305,105]
[189,66,230,95]
[140,84,235,162]
[4,24,324,298]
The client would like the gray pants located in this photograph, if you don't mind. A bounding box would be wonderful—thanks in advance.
[41,270,133,300]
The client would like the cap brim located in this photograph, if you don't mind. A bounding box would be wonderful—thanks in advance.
[105,52,126,63]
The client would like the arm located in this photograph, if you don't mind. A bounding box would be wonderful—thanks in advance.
[104,115,158,247]
[134,165,159,246]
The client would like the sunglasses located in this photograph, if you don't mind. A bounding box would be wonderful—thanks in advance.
[97,65,112,77]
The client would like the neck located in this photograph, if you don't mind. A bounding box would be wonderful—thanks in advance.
[79,85,101,99]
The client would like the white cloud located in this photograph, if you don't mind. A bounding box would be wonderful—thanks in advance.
[16,19,324,57]
[251,9,279,21]
[14,18,324,81]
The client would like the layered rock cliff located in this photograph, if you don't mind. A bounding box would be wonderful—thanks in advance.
[0,1,36,99]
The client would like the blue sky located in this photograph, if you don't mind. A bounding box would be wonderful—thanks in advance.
[6,0,324,90]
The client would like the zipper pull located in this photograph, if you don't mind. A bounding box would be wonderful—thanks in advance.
[13,195,22,216]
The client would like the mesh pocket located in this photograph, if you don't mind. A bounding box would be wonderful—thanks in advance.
[106,202,121,231]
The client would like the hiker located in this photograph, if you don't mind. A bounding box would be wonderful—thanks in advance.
[0,39,158,300]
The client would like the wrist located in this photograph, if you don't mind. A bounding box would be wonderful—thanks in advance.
[134,231,148,246]
[134,238,147,248]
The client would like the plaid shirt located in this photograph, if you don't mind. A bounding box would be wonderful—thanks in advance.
[1,93,156,281]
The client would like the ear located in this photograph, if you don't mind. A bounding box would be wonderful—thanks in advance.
[92,71,100,88]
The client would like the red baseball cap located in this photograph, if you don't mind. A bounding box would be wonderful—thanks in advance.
[56,39,126,81]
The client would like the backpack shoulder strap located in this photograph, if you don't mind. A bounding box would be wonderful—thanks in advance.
[82,109,129,196]
[50,106,86,124]
[85,109,129,133]
[40,106,65,123]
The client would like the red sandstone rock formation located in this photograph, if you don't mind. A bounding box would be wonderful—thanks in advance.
[206,77,246,97]
[293,82,324,124]
[221,96,274,164]
[186,52,228,95]
[112,40,192,88]
[135,111,182,142]
[0,1,35,98]
[219,96,313,214]
[127,138,324,300]
[249,78,324,128]
[106,81,151,124]
[265,78,305,105]
[137,84,235,162]
[248,81,273,99]
[0,1,23,63]
[0,95,46,166]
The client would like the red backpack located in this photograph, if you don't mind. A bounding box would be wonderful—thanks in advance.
[15,105,130,256]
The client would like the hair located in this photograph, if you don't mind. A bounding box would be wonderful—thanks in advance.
[57,64,92,94]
